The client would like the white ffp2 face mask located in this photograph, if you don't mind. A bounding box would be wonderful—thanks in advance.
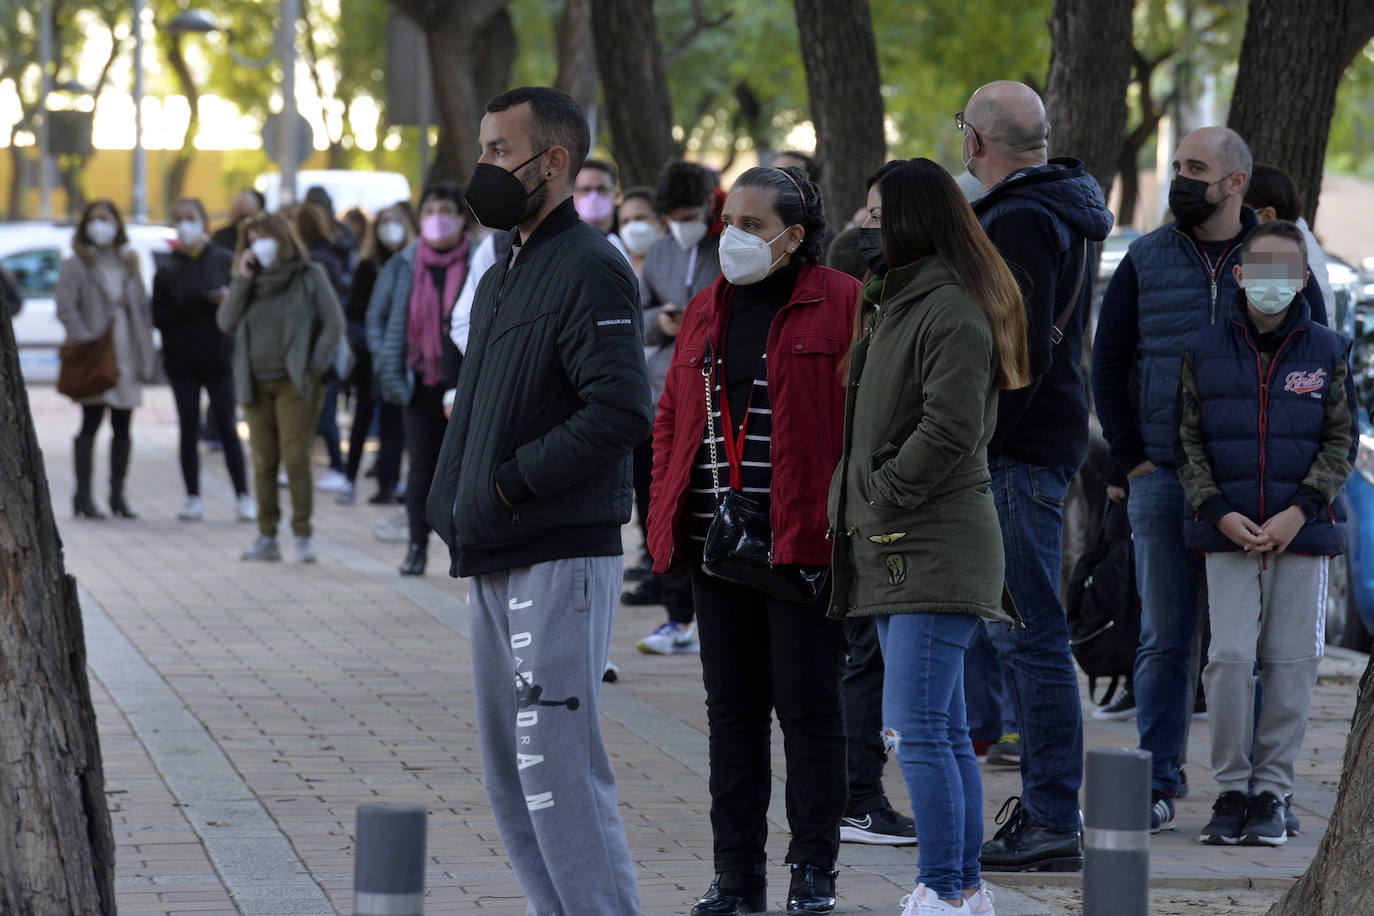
[718,224,792,287]
[668,218,708,252]
[377,220,407,250]
[1242,276,1302,315]
[619,220,658,256]
[251,237,280,269]
[176,220,204,246]
[86,218,117,247]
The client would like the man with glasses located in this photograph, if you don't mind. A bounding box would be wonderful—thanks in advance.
[573,158,630,261]
[1092,126,1327,834]
[959,80,1113,872]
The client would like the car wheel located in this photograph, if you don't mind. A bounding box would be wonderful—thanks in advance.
[1325,554,1373,652]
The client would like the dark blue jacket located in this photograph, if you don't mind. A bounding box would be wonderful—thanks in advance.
[973,158,1113,469]
[1181,295,1355,555]
[1091,209,1328,474]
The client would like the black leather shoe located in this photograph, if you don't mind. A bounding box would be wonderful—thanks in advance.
[399,543,427,576]
[368,488,399,505]
[691,873,766,915]
[109,492,138,519]
[74,495,106,519]
[624,554,654,581]
[980,796,1083,872]
[786,863,837,914]
[621,577,664,605]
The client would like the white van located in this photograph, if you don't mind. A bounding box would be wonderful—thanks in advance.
[256,170,413,216]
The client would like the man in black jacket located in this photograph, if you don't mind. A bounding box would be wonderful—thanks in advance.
[961,80,1114,872]
[426,86,651,916]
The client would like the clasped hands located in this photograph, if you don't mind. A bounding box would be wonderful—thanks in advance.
[1217,506,1307,556]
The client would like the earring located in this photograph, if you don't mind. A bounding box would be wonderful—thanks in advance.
[545,171,552,179]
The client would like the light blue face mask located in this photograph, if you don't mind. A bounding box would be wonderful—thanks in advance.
[1242,277,1302,315]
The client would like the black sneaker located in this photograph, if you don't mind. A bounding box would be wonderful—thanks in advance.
[1283,792,1300,836]
[1240,791,1287,846]
[1176,767,1189,798]
[1193,686,1208,719]
[624,553,654,581]
[1198,791,1247,845]
[980,796,1083,872]
[839,807,916,846]
[1091,684,1136,720]
[621,577,664,605]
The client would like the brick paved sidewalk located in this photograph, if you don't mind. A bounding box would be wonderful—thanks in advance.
[25,386,1365,915]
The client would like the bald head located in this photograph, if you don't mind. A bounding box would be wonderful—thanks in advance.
[965,81,1049,155]
[1176,126,1252,187]
[1171,126,1252,239]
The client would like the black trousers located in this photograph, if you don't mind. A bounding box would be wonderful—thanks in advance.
[690,566,848,874]
[169,371,248,497]
[841,615,889,816]
[402,383,448,545]
[344,328,403,492]
[79,404,131,440]
[632,434,653,551]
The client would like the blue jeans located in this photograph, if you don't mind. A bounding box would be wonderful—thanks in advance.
[877,613,982,899]
[1126,465,1203,794]
[964,625,1015,744]
[986,456,1084,832]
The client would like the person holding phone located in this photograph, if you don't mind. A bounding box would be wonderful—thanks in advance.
[153,197,255,523]
[218,212,344,563]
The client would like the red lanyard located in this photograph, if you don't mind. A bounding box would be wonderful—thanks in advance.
[712,293,751,491]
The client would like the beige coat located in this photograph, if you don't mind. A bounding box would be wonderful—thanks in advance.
[55,242,157,391]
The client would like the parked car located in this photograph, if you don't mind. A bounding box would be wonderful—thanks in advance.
[1,221,175,383]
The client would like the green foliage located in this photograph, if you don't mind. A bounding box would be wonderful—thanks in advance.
[1328,42,1374,178]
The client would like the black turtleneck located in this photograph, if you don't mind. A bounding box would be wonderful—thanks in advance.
[720,259,802,427]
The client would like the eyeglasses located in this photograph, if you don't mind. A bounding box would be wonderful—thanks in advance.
[955,110,981,146]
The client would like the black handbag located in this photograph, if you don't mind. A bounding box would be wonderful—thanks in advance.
[699,358,830,604]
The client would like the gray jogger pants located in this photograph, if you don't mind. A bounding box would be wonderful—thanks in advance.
[468,555,640,916]
[1202,551,1327,800]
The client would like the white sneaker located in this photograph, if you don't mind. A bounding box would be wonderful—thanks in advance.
[374,510,410,544]
[965,882,995,916]
[636,621,699,655]
[240,536,281,561]
[316,469,348,492]
[278,469,289,488]
[335,481,356,504]
[295,536,318,563]
[899,884,970,915]
[235,494,258,522]
[178,495,204,521]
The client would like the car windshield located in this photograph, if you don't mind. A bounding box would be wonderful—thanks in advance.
[2,248,61,298]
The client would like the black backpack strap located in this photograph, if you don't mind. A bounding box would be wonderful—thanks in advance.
[1051,238,1090,345]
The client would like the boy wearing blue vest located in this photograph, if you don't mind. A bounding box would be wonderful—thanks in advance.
[1177,219,1356,846]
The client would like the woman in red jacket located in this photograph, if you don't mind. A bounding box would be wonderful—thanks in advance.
[648,166,859,916]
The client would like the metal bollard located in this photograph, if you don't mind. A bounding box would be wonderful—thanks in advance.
[1083,748,1151,916]
[354,803,427,916]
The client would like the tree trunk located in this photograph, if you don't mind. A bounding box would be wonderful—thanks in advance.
[0,313,116,912]
[163,32,200,212]
[792,0,886,230]
[589,0,676,189]
[1227,0,1354,226]
[555,0,600,132]
[1044,0,1134,195]
[388,0,514,185]
[1268,653,1374,915]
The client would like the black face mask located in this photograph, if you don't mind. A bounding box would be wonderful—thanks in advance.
[857,227,886,275]
[464,149,549,231]
[1168,174,1228,231]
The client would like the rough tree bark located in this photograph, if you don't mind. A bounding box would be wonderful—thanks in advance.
[1268,654,1374,915]
[554,0,599,134]
[792,0,886,228]
[0,314,116,910]
[1043,0,1134,196]
[387,0,515,185]
[1228,0,1356,226]
[588,0,676,189]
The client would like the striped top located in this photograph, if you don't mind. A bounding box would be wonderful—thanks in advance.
[686,351,774,542]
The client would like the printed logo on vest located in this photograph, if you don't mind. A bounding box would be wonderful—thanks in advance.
[1284,368,1326,398]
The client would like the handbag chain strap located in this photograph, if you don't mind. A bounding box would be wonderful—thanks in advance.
[702,363,722,499]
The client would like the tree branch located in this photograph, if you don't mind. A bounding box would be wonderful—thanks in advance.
[664,0,732,68]
[301,0,341,147]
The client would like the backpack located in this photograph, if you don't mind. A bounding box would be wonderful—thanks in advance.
[1066,499,1141,705]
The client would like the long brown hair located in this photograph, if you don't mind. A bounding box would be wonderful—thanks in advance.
[236,212,307,262]
[879,158,1029,390]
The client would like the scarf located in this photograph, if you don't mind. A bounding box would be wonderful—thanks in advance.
[408,236,470,386]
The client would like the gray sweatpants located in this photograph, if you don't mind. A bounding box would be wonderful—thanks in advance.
[1202,551,1327,800]
[468,555,641,916]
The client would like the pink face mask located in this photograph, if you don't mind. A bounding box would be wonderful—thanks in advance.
[421,213,461,245]
[575,190,615,223]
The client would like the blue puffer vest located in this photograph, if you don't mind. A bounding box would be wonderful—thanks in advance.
[1183,296,1351,555]
[1130,209,1259,464]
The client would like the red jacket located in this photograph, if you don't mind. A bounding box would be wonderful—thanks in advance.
[648,261,860,573]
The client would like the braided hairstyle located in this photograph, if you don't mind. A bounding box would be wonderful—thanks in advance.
[730,165,828,263]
